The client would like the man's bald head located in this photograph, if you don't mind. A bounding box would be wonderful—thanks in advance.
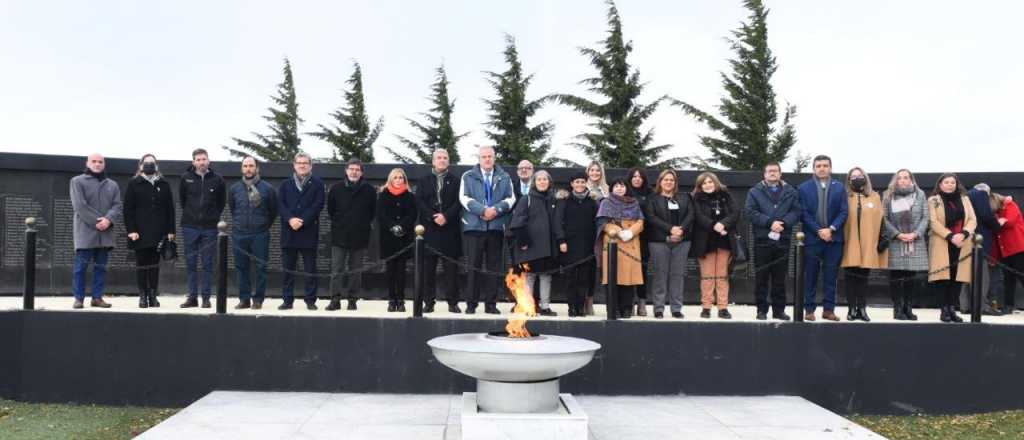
[86,154,105,173]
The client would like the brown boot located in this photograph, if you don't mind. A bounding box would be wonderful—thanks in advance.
[636,299,648,317]
[90,298,112,308]
[822,310,839,321]
[804,312,816,321]
[584,297,595,316]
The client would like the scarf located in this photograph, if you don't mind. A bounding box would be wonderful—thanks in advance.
[433,169,447,205]
[594,193,643,259]
[143,174,159,185]
[572,188,591,201]
[242,175,262,208]
[940,191,965,235]
[889,187,918,256]
[85,169,107,182]
[387,181,408,196]
[294,173,311,192]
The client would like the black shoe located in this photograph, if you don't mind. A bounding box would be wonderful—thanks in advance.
[180,297,198,308]
[424,302,435,313]
[235,300,251,310]
[139,291,149,309]
[772,312,791,321]
[252,301,263,310]
[718,309,732,319]
[306,302,318,311]
[860,307,871,322]
[538,308,557,317]
[465,304,477,315]
[347,299,358,310]
[148,292,160,307]
[894,302,907,320]
[949,307,963,323]
[387,302,397,312]
[700,308,711,319]
[940,306,952,323]
[484,304,500,315]
[201,298,212,308]
[654,311,664,319]
[325,299,341,311]
[448,303,462,314]
[278,302,293,310]
[671,311,684,319]
[847,307,857,321]
[756,311,767,321]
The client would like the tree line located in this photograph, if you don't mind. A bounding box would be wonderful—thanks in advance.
[224,0,806,172]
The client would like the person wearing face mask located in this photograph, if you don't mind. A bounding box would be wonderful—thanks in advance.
[228,156,278,310]
[596,178,645,319]
[179,148,226,309]
[881,169,929,320]
[69,153,122,309]
[511,170,564,316]
[376,168,418,312]
[691,172,739,319]
[927,173,977,323]
[124,154,176,308]
[556,172,599,317]
[840,167,888,322]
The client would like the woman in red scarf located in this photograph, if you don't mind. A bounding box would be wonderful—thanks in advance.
[376,168,418,312]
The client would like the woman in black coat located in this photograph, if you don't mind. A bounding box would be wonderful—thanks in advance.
[556,171,599,317]
[511,170,564,316]
[124,154,176,308]
[691,172,739,319]
[376,168,417,312]
[627,167,653,316]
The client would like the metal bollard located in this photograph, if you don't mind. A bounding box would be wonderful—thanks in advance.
[606,239,618,320]
[413,225,425,318]
[216,221,228,314]
[23,217,38,310]
[971,234,984,323]
[793,232,805,322]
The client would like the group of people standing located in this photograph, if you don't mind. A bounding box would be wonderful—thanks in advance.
[67,149,1024,322]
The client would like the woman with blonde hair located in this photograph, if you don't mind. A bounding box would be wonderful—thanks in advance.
[586,161,609,200]
[376,168,418,312]
[691,172,738,319]
[881,169,929,320]
[840,167,888,321]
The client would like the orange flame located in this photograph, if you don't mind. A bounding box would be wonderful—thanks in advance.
[504,264,537,338]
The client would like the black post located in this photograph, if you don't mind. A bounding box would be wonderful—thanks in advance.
[413,225,425,317]
[971,234,984,323]
[607,239,618,320]
[23,217,37,310]
[216,221,228,314]
[793,231,805,322]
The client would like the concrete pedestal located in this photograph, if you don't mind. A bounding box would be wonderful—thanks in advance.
[460,392,588,440]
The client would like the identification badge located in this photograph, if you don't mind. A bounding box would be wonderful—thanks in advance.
[667,200,679,210]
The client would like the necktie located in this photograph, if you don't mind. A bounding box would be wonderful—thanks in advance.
[485,173,493,205]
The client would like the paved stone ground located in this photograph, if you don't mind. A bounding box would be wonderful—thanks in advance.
[3,295,1021,325]
[137,391,886,440]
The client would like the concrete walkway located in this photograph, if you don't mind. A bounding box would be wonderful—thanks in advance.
[138,391,886,440]
[3,295,1022,325]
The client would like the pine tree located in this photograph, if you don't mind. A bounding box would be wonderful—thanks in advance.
[555,1,673,169]
[672,0,797,171]
[224,58,303,162]
[386,66,468,165]
[308,61,382,163]
[483,35,554,166]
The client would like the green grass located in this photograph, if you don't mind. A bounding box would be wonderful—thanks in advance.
[0,400,178,440]
[852,410,1024,439]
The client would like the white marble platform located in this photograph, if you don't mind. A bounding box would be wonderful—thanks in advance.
[137,391,886,440]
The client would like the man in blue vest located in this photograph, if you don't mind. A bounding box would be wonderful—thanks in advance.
[460,145,516,314]
[797,155,848,321]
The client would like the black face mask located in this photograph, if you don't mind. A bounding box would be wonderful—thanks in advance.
[142,163,157,175]
[851,177,867,192]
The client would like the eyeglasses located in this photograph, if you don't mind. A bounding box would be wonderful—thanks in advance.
[295,161,311,166]
[518,167,533,171]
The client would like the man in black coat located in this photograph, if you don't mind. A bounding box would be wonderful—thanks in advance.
[179,148,226,309]
[326,158,377,311]
[416,149,463,313]
[961,183,1003,314]
[744,162,800,321]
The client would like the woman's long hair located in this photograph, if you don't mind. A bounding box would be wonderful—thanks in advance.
[692,171,727,195]
[655,169,678,197]
[586,161,608,195]
[931,173,966,197]
[380,168,408,193]
[844,167,875,196]
[883,168,917,206]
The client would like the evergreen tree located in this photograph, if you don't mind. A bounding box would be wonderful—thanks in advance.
[308,61,382,163]
[386,66,468,164]
[555,1,673,169]
[224,58,303,162]
[672,0,797,171]
[483,35,554,166]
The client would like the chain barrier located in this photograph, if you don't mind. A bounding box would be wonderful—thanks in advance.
[422,243,597,277]
[120,237,220,271]
[229,240,416,279]
[802,249,974,281]
[612,243,791,281]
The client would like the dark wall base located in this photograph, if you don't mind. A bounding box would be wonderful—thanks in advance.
[1,310,1021,415]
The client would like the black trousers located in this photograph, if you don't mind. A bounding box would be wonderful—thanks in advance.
[844,267,870,308]
[1003,252,1024,311]
[282,247,318,304]
[636,240,649,300]
[564,261,595,310]
[754,241,788,314]
[465,231,503,306]
[889,270,918,306]
[423,255,460,304]
[613,285,636,315]
[134,247,161,294]
[386,257,408,302]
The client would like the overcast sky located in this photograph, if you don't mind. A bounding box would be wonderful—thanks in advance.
[2,0,1021,172]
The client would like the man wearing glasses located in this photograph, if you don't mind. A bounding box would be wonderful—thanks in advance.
[277,153,325,310]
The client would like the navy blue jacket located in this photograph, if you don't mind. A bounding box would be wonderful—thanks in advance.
[745,181,801,242]
[798,178,849,246]
[968,188,1000,257]
[229,179,278,235]
[278,175,325,249]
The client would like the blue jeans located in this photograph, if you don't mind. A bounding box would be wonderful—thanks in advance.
[73,248,109,301]
[804,242,843,313]
[233,231,270,302]
[183,226,217,299]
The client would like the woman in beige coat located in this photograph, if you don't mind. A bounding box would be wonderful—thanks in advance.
[596,178,645,319]
[928,173,977,323]
[840,167,889,322]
